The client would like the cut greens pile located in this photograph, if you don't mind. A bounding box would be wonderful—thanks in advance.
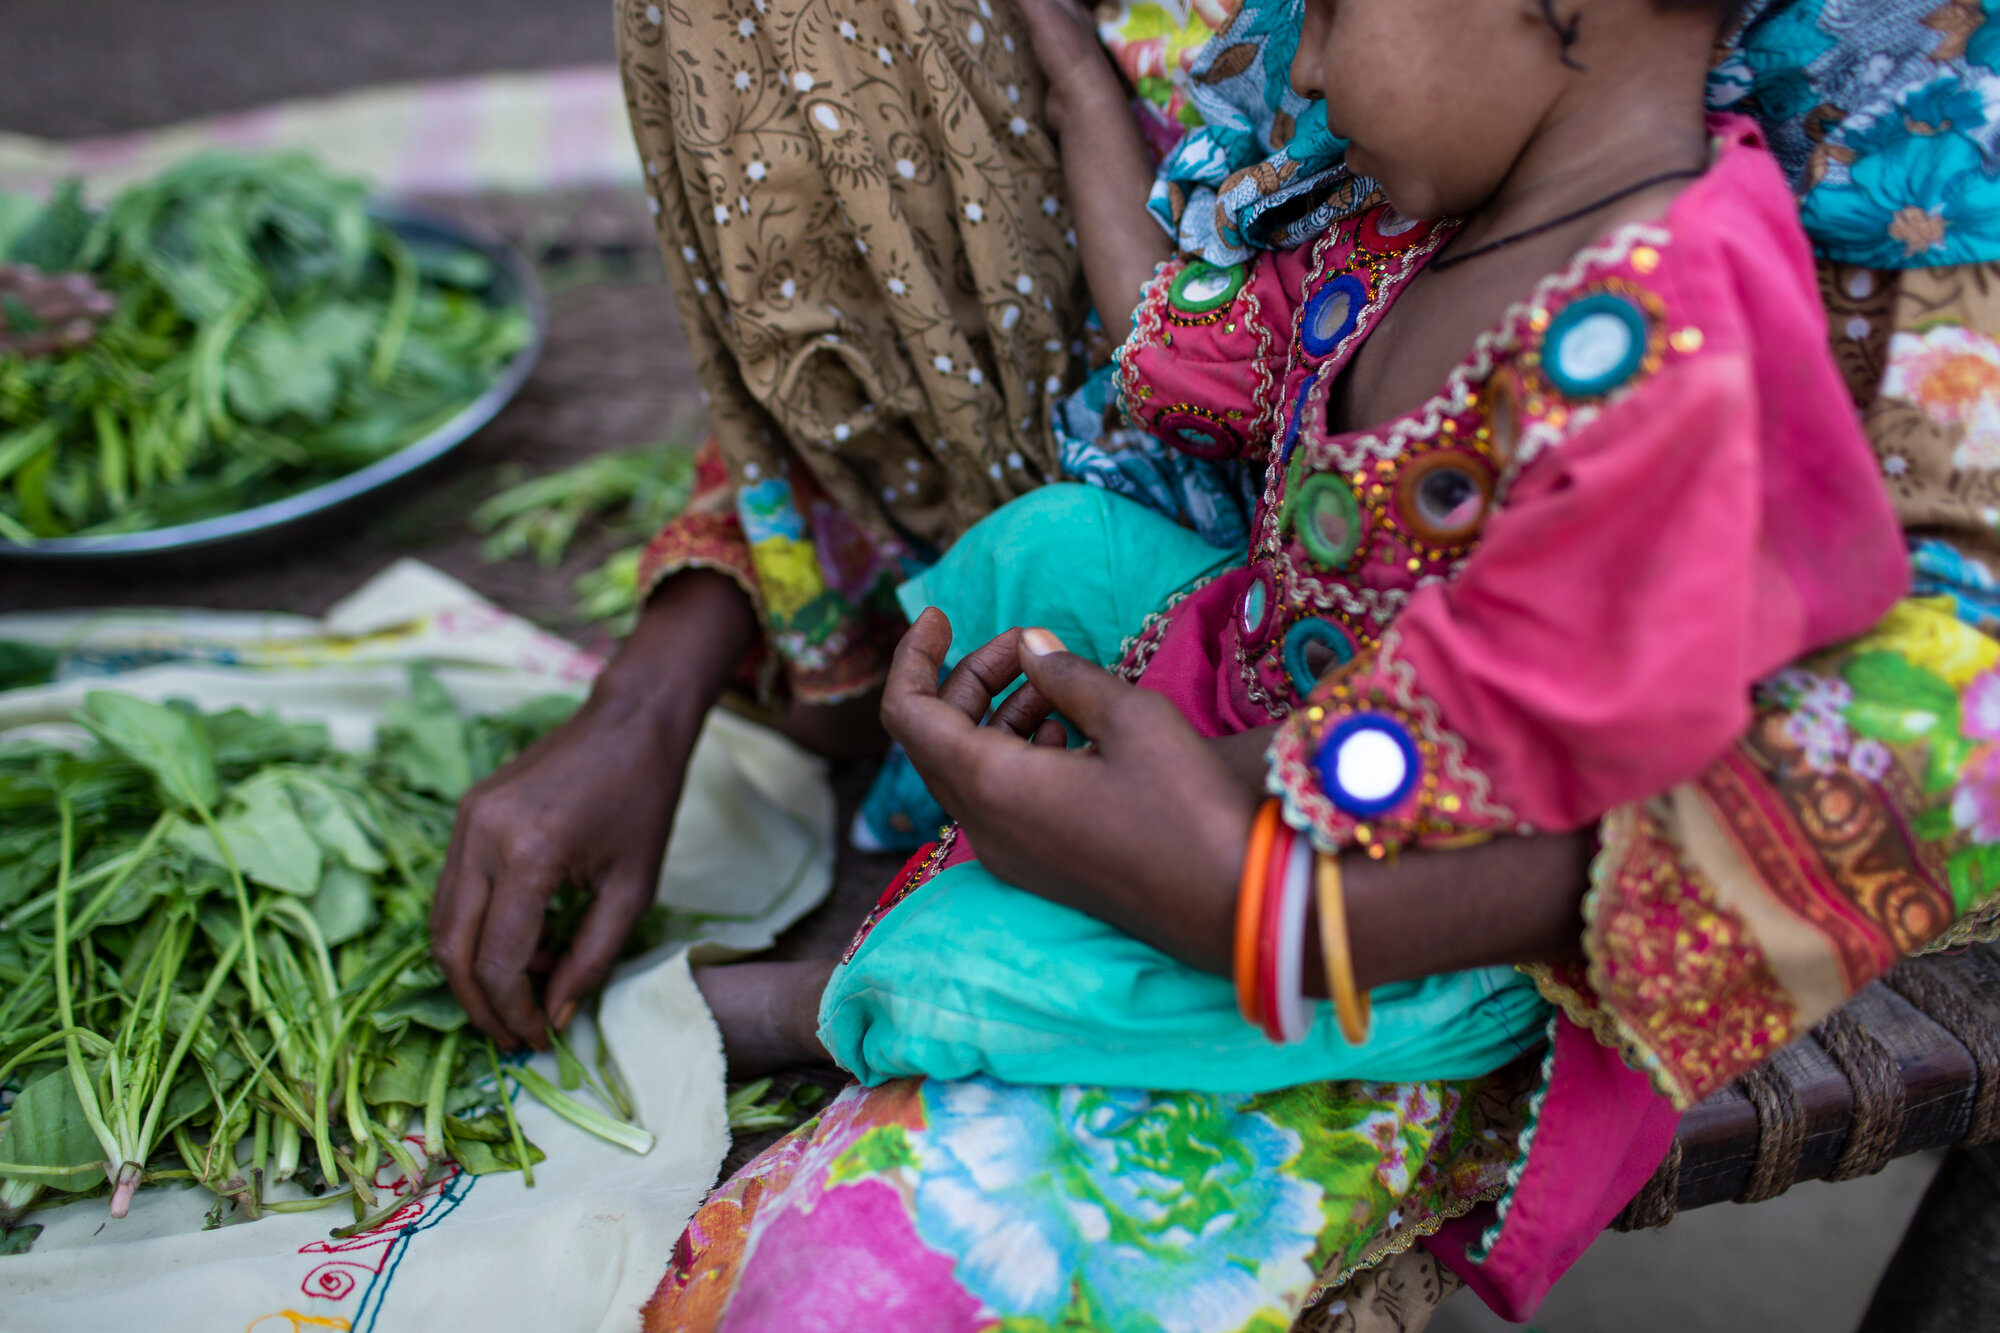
[0,153,532,541]
[473,436,696,635]
[0,671,652,1248]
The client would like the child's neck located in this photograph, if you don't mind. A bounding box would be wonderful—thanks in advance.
[1332,56,1713,437]
[1450,55,1712,262]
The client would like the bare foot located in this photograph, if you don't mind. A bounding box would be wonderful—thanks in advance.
[693,960,837,1077]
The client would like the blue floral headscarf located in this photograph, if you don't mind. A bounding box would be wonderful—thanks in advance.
[1144,0,1365,266]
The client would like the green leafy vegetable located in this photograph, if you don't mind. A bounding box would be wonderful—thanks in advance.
[0,669,658,1253]
[473,437,696,632]
[725,1078,829,1134]
[0,153,531,540]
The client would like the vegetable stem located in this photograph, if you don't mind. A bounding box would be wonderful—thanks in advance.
[485,1039,534,1188]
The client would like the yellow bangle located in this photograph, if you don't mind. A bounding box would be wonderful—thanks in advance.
[1314,851,1372,1046]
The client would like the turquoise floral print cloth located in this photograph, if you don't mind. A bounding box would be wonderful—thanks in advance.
[1715,0,2000,267]
[1054,361,1262,550]
[640,1073,1524,1333]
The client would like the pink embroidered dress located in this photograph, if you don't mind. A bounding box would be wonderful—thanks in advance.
[1115,116,1909,848]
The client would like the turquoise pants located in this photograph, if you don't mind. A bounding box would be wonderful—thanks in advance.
[818,485,1551,1093]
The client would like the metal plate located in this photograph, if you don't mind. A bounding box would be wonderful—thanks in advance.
[0,204,545,564]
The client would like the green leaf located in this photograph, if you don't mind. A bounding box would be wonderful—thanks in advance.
[201,710,329,769]
[370,984,467,1034]
[0,641,58,691]
[168,772,321,893]
[225,302,378,424]
[446,1126,546,1176]
[377,666,473,799]
[310,863,378,946]
[6,180,90,271]
[0,1068,108,1193]
[0,828,61,914]
[0,1224,42,1257]
[283,773,386,873]
[364,1029,436,1107]
[1841,653,1959,743]
[80,692,219,813]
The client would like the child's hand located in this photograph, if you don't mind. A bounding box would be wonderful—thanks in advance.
[882,609,1257,974]
[1014,0,1123,136]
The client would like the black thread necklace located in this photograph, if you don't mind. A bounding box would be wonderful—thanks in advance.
[1428,167,1705,271]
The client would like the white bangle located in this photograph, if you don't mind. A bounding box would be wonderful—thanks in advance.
[1272,827,1314,1045]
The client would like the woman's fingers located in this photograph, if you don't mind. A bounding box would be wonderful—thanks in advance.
[989,674,1057,739]
[471,865,561,1049]
[935,627,1026,723]
[542,870,658,1033]
[1017,627,1150,745]
[430,856,516,1047]
[882,607,953,721]
[884,608,986,791]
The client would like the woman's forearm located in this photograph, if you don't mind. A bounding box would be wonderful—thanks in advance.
[596,568,761,735]
[1201,729,1592,992]
[1055,87,1172,332]
[1335,832,1592,993]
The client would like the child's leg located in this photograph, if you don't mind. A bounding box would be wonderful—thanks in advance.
[819,860,1550,1093]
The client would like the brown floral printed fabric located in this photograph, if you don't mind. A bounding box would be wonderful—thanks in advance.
[1292,1247,1464,1333]
[1825,259,2000,556]
[617,0,1085,557]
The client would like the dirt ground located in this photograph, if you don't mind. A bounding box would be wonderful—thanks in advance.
[0,0,616,139]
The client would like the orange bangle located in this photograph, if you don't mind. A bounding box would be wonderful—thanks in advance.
[1314,851,1372,1045]
[1235,800,1282,1029]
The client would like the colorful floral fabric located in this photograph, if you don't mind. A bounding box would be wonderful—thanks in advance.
[1097,0,1238,154]
[1716,0,2000,268]
[1536,597,2000,1108]
[1842,260,2000,551]
[642,1070,1529,1333]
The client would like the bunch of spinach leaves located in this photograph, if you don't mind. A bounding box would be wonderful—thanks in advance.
[0,153,531,540]
[0,669,651,1251]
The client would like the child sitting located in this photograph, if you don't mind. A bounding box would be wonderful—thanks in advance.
[809,0,1909,1091]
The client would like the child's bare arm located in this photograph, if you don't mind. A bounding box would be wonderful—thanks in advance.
[1015,0,1172,331]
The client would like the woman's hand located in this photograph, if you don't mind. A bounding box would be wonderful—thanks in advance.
[882,610,1597,990]
[0,265,115,358]
[1013,0,1122,136]
[1012,0,1171,332]
[430,570,758,1049]
[882,609,1258,972]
